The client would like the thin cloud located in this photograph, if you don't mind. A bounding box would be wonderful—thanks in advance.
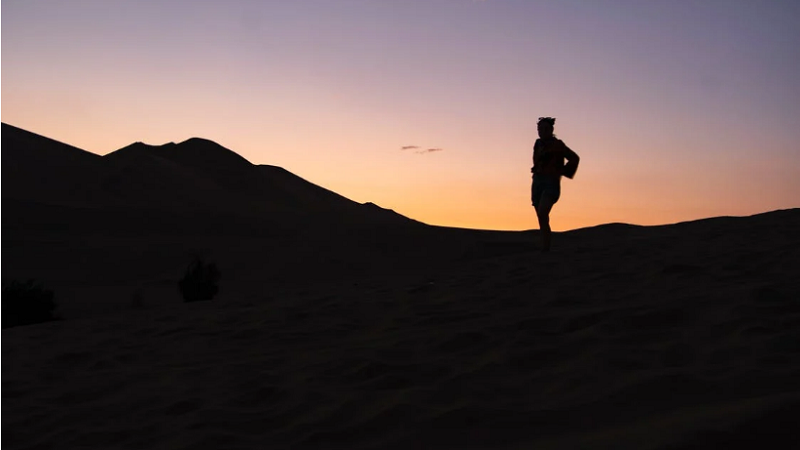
[400,145,419,151]
[416,148,444,154]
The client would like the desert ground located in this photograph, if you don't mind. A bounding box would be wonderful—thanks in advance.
[3,123,800,449]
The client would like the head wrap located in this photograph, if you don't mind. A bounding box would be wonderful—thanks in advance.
[537,117,556,127]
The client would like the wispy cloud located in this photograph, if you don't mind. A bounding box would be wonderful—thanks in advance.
[401,144,444,155]
[417,148,444,154]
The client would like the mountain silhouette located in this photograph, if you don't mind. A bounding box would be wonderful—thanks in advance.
[106,137,252,172]
[2,123,416,228]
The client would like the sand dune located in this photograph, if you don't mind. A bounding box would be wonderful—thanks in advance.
[2,122,412,224]
[3,124,800,448]
[5,209,799,449]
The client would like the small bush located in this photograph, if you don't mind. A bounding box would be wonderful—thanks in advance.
[178,258,220,302]
[2,280,58,328]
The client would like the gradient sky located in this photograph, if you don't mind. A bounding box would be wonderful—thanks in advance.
[3,0,799,230]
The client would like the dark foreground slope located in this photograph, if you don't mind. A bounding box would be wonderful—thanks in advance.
[3,207,799,449]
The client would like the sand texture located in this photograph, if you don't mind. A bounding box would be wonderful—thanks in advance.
[4,209,800,449]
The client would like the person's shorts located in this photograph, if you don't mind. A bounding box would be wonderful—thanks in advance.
[532,174,561,208]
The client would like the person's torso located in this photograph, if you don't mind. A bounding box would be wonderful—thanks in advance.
[534,138,566,177]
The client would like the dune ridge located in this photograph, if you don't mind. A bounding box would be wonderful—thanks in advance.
[2,122,411,224]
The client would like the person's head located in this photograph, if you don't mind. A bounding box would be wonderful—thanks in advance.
[537,117,556,139]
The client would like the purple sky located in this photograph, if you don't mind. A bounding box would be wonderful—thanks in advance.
[3,0,799,230]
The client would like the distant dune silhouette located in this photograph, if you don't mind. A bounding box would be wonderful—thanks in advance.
[2,122,414,226]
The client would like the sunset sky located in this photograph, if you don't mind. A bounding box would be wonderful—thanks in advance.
[3,0,799,231]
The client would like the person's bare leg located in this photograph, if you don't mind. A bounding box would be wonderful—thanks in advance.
[536,194,555,252]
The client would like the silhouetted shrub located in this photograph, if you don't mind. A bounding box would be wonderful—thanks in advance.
[178,258,220,302]
[2,280,58,328]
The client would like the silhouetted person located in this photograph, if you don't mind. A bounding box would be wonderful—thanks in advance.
[531,117,580,252]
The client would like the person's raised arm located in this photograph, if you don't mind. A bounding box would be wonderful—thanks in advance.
[564,145,579,164]
[562,143,580,179]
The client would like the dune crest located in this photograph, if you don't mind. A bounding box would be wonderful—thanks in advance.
[2,122,416,225]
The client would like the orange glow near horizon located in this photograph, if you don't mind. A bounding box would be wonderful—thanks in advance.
[5,111,795,232]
